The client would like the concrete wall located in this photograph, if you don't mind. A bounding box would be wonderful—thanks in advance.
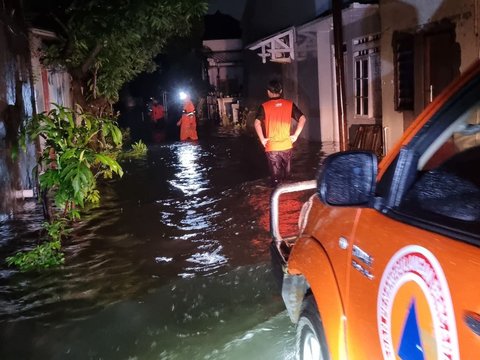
[379,0,479,152]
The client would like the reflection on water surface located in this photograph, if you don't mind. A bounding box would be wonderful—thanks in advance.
[0,129,330,359]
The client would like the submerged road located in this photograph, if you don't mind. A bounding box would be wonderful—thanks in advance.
[0,127,330,359]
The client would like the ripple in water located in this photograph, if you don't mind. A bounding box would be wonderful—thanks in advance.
[183,245,228,276]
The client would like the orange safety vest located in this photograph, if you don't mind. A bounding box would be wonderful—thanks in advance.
[151,104,164,121]
[262,99,294,152]
[179,100,198,141]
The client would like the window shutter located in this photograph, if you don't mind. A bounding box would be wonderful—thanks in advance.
[393,32,414,111]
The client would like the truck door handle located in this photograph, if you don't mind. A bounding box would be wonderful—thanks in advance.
[464,311,480,336]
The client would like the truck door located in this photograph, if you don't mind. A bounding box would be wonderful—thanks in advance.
[345,209,480,359]
[344,73,480,359]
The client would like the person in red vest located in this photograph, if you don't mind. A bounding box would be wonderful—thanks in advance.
[150,98,166,142]
[177,93,198,141]
[150,99,165,124]
[254,80,306,187]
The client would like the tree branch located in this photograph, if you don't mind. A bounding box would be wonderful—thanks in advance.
[81,43,103,75]
[50,11,69,36]
[49,11,74,58]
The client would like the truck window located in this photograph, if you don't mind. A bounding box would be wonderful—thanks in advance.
[396,101,480,240]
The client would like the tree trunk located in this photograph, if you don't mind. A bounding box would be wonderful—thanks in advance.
[71,75,88,111]
[71,73,112,117]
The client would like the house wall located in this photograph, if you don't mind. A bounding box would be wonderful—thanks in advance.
[337,6,381,147]
[287,5,380,145]
[242,1,380,137]
[318,27,338,144]
[0,1,37,212]
[292,26,321,141]
[203,39,243,96]
[30,29,72,112]
[242,0,321,125]
[242,51,282,112]
[204,39,243,53]
[342,7,381,135]
[379,0,479,152]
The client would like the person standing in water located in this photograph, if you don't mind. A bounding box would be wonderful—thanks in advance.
[254,80,307,187]
[150,98,166,142]
[177,92,198,141]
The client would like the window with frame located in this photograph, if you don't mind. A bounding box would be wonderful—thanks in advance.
[397,98,480,239]
[352,34,381,119]
[354,56,369,116]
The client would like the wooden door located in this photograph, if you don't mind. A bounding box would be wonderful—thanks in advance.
[423,29,460,107]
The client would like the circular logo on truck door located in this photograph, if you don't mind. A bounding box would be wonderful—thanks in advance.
[377,245,459,360]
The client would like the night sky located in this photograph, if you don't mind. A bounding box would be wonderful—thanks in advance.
[207,0,246,20]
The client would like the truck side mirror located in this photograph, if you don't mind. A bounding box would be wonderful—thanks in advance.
[317,151,377,206]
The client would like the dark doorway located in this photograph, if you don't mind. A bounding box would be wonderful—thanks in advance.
[423,27,461,107]
[398,22,461,129]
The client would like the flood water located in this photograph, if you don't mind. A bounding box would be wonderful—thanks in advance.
[0,128,331,359]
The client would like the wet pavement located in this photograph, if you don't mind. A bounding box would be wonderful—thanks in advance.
[0,127,331,359]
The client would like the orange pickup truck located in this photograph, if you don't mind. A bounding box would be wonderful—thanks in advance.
[270,60,480,360]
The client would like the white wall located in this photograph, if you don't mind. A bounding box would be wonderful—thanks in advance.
[318,27,338,143]
[294,4,380,144]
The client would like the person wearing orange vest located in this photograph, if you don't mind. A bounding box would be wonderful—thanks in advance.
[177,94,198,141]
[254,80,306,187]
